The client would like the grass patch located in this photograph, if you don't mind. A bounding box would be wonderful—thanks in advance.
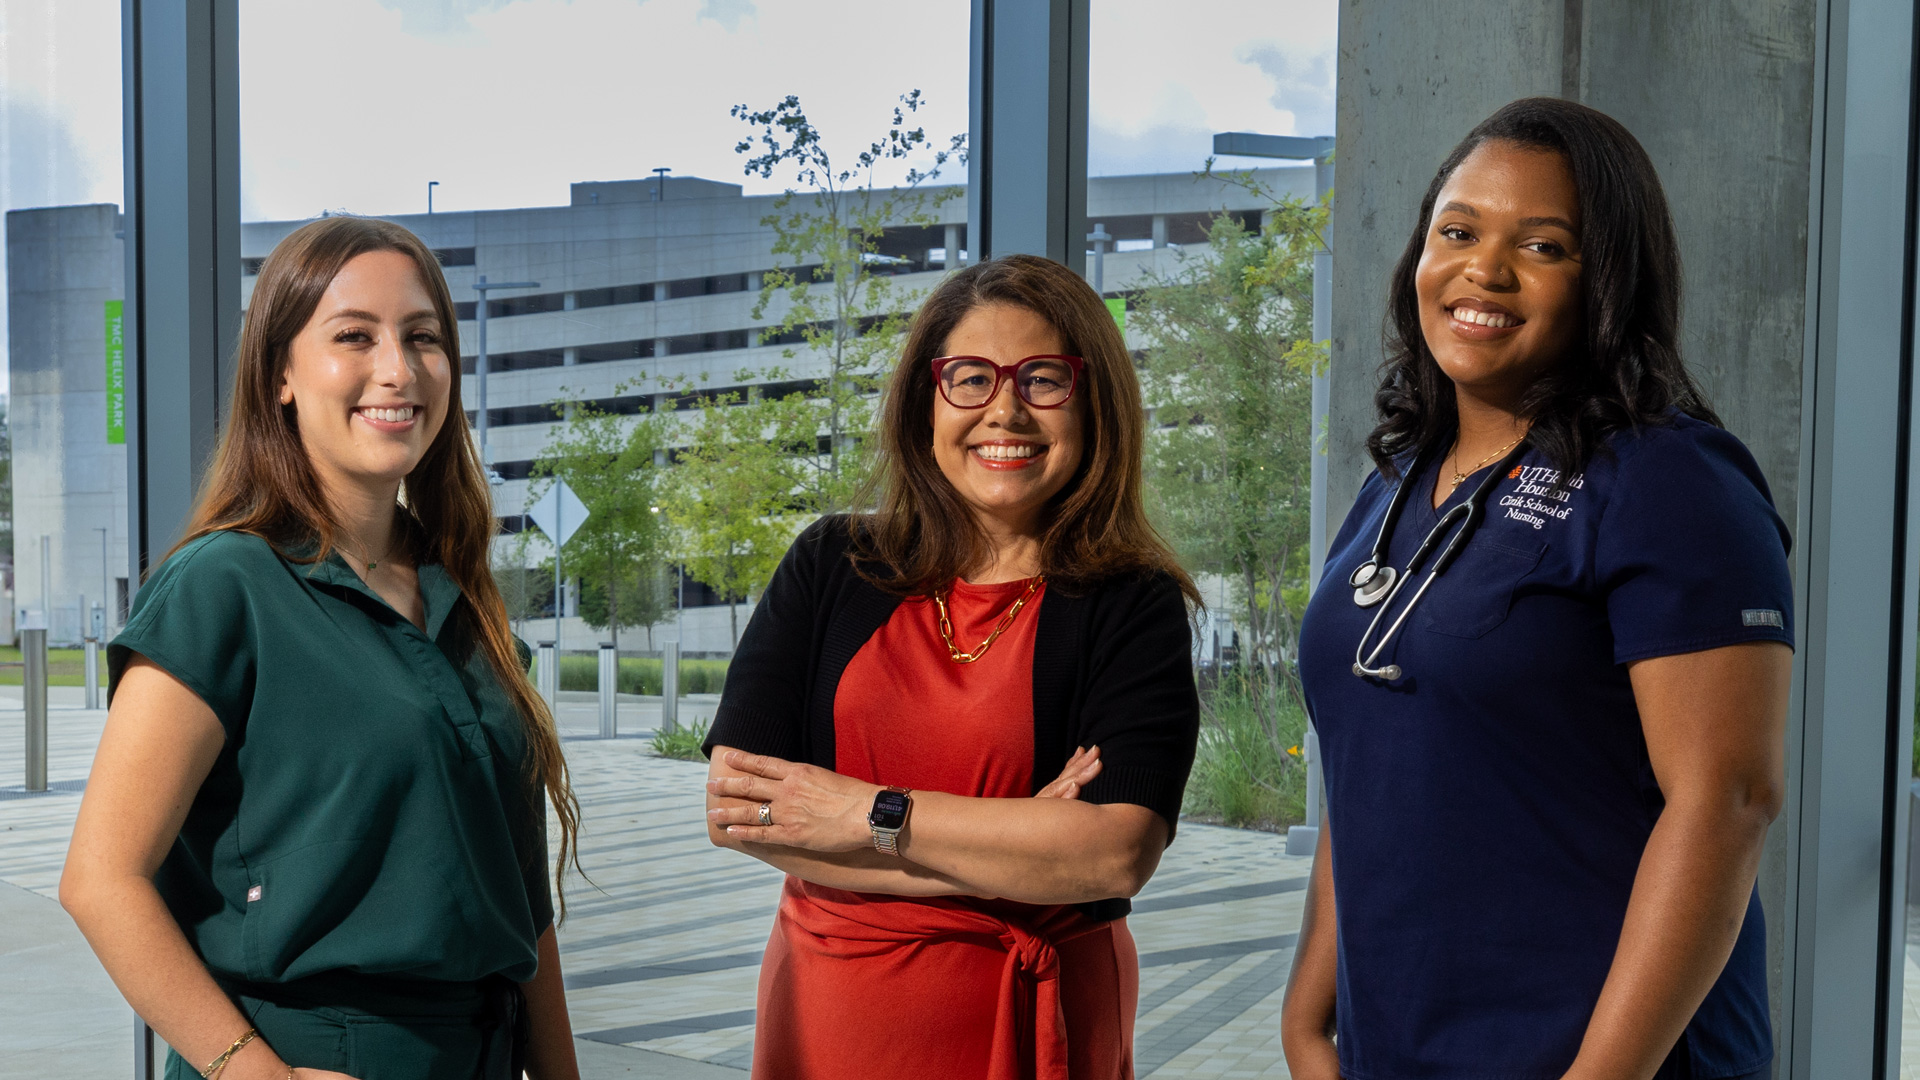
[651,720,711,761]
[1181,676,1310,831]
[544,655,729,695]
[0,645,108,687]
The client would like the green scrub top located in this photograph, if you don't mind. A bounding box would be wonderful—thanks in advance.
[109,530,554,987]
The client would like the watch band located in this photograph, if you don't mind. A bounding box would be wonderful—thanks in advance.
[869,786,912,856]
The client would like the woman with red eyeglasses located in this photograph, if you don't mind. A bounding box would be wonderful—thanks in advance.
[701,254,1201,1079]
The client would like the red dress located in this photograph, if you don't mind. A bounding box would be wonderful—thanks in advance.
[750,578,1139,1079]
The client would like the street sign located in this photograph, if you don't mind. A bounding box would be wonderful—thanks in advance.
[525,479,589,548]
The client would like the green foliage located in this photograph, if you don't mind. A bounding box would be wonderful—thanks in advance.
[656,385,815,647]
[1182,673,1312,830]
[555,655,730,696]
[1134,175,1327,793]
[652,719,712,761]
[530,396,672,640]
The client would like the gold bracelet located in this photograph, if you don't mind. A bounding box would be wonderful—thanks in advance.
[201,1027,258,1079]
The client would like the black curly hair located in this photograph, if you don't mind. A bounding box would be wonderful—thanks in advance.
[1366,96,1719,478]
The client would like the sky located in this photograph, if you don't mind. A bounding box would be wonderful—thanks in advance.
[0,0,1336,391]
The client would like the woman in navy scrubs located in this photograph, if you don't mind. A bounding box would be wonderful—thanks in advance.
[1285,98,1793,1080]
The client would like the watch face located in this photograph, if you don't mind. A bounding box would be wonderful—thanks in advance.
[868,789,909,830]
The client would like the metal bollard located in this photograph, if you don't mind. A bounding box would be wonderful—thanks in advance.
[1285,724,1323,856]
[661,640,681,735]
[84,636,101,710]
[536,640,558,715]
[598,642,618,739]
[22,625,47,792]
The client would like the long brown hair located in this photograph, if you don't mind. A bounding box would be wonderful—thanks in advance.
[174,215,581,916]
[859,254,1199,604]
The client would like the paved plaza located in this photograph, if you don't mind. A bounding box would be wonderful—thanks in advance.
[1,685,1309,1077]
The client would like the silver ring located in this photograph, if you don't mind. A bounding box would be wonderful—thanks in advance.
[758,802,772,826]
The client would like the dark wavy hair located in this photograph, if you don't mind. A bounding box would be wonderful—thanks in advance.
[855,255,1199,605]
[1367,96,1719,477]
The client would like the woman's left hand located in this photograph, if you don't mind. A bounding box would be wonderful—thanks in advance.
[707,750,878,852]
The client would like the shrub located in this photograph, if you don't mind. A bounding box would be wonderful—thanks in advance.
[553,655,729,696]
[1181,674,1311,831]
[652,719,711,761]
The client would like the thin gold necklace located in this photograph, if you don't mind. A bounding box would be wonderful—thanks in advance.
[932,576,1045,664]
[1447,434,1524,490]
[342,532,398,573]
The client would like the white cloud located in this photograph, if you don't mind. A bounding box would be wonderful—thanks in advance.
[1088,0,1336,175]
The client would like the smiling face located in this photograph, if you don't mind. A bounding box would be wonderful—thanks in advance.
[932,303,1086,541]
[278,249,452,501]
[1415,140,1585,409]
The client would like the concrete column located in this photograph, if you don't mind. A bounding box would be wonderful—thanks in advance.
[945,223,963,266]
[1150,214,1168,249]
[1331,2,1905,1072]
[655,338,670,358]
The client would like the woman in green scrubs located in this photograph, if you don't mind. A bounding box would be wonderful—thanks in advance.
[59,216,583,1079]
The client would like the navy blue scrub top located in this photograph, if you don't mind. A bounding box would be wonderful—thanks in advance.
[1297,413,1793,1080]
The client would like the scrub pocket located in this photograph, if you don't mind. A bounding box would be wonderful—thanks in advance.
[1420,540,1543,639]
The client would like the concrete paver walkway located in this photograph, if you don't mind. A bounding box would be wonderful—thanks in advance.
[0,688,1308,1077]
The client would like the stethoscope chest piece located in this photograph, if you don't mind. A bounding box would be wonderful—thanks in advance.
[1349,561,1397,608]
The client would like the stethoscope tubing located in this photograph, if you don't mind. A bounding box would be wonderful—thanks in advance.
[1349,439,1533,681]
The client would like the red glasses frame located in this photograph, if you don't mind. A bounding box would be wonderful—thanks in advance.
[930,354,1085,410]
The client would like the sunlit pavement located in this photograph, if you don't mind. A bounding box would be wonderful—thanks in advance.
[0,688,1308,1078]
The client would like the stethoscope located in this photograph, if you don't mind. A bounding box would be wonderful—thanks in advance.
[1348,440,1532,681]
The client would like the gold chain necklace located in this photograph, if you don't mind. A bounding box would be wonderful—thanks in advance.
[1447,434,1524,490]
[932,576,1045,664]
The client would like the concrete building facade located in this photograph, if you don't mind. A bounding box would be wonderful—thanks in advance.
[12,167,1312,649]
[6,203,129,644]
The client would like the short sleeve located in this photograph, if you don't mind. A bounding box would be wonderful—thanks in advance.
[108,532,265,738]
[1073,574,1201,834]
[1595,424,1795,664]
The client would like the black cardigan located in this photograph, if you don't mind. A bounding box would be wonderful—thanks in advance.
[704,516,1201,920]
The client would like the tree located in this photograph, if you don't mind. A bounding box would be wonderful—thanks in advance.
[658,387,806,647]
[730,90,965,512]
[1132,186,1328,756]
[529,394,672,648]
[649,91,965,641]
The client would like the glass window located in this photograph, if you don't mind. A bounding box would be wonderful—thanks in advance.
[235,1,975,1070]
[1085,2,1336,1074]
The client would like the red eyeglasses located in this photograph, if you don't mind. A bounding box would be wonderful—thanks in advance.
[931,354,1085,409]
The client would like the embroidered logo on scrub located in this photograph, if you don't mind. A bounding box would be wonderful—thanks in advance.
[1499,465,1586,530]
[247,885,263,902]
[1743,609,1784,628]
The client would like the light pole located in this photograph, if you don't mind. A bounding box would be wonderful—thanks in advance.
[1212,131,1335,858]
[471,274,540,482]
[1085,222,1112,294]
[427,180,439,214]
[95,527,110,633]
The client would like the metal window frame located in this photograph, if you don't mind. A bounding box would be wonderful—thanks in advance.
[967,0,1089,271]
[121,0,240,598]
[1782,0,1920,1076]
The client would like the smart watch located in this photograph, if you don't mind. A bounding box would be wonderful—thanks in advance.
[868,786,912,856]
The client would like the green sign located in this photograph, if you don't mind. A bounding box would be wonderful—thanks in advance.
[1105,297,1127,333]
[105,300,125,444]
